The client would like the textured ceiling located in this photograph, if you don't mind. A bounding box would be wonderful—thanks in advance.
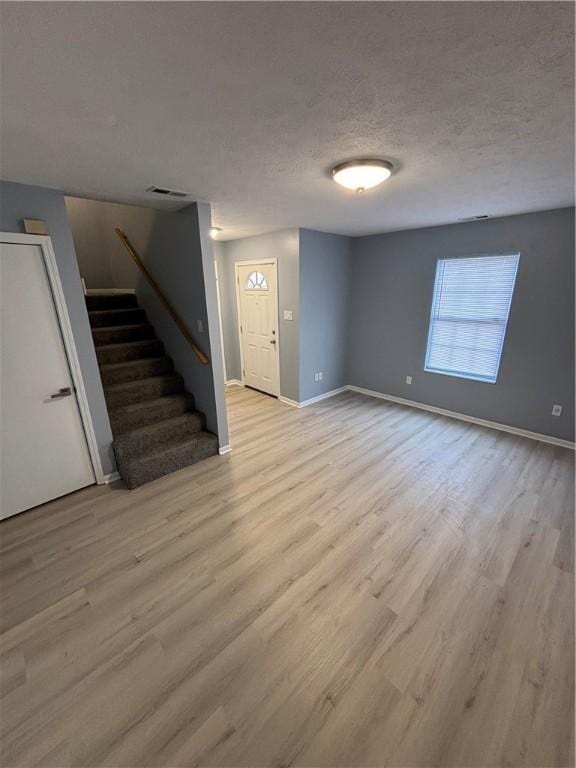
[0,2,574,240]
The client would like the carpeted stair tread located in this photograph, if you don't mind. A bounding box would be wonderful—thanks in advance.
[86,290,219,488]
[86,293,137,311]
[116,431,219,489]
[113,412,205,460]
[95,338,165,365]
[89,307,146,327]
[92,323,156,346]
[99,357,174,386]
[109,393,195,433]
[104,373,184,408]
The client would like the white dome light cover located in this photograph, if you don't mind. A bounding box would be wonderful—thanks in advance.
[332,159,393,192]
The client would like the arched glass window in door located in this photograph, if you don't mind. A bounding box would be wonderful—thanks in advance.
[245,271,268,290]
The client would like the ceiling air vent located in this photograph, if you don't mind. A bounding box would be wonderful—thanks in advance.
[458,214,490,222]
[146,186,189,198]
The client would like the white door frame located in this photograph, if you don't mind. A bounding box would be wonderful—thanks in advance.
[1,232,104,484]
[234,258,280,396]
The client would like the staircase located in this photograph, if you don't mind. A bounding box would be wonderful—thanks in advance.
[87,292,218,489]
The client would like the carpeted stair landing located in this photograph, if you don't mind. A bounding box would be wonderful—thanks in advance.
[87,292,218,489]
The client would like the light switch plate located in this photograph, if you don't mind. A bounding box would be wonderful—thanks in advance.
[283,310,293,321]
[406,376,412,385]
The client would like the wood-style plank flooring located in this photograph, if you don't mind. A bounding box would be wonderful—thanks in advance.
[1,386,574,767]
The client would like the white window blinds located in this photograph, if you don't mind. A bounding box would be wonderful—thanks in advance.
[425,254,520,383]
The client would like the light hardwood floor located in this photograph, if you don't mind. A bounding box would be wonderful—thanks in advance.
[1,386,574,768]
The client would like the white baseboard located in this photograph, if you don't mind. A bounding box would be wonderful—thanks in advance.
[103,471,121,484]
[278,395,301,408]
[227,376,573,449]
[279,386,348,409]
[226,379,243,387]
[299,386,349,407]
[347,385,575,450]
[218,445,232,455]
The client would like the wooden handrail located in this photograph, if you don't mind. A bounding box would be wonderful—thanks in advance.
[114,227,209,365]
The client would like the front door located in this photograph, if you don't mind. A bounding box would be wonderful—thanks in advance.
[1,240,95,519]
[237,262,279,396]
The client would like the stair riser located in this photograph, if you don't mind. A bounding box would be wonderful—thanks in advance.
[86,294,216,491]
[90,309,146,328]
[105,376,184,409]
[100,358,173,386]
[117,435,218,489]
[110,396,193,433]
[92,324,155,345]
[86,294,138,311]
[96,340,164,365]
[113,414,205,459]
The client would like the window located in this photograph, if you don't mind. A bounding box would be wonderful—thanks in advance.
[245,271,268,290]
[425,254,519,383]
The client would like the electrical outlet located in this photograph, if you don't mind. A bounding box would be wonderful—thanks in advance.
[552,404,563,416]
[406,375,412,385]
[314,373,319,382]
[283,310,293,321]
[319,372,323,381]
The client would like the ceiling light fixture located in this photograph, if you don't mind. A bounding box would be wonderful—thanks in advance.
[209,227,222,239]
[331,159,393,193]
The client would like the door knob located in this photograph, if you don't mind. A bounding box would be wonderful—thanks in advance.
[49,387,72,399]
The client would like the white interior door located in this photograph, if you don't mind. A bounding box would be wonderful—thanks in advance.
[237,262,279,396]
[1,241,95,520]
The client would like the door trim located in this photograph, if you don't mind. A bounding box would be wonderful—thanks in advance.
[1,232,103,484]
[234,259,280,396]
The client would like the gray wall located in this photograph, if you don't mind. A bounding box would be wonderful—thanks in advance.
[0,181,116,474]
[348,208,575,442]
[299,229,351,401]
[217,229,300,401]
[65,196,158,289]
[135,205,222,439]
[196,203,229,448]
[213,240,235,382]
[64,196,115,286]
[67,196,227,443]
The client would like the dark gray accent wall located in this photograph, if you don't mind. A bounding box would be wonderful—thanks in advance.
[0,180,116,474]
[217,229,300,402]
[348,208,575,442]
[115,203,222,440]
[299,229,351,401]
